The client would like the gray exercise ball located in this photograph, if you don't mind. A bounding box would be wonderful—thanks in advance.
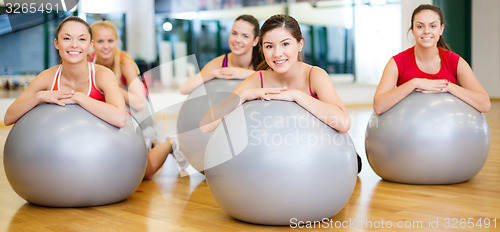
[365,92,490,184]
[177,79,242,172]
[205,100,358,225]
[4,104,147,207]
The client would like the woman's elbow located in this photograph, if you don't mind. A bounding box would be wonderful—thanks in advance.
[179,86,191,95]
[372,99,385,115]
[479,100,491,113]
[199,117,217,134]
[131,98,146,112]
[114,114,127,128]
[335,117,351,133]
[199,124,214,134]
[337,126,350,134]
[373,107,384,116]
[3,117,14,126]
[199,116,220,134]
[3,111,17,126]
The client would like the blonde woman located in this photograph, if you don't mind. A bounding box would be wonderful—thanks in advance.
[90,20,191,179]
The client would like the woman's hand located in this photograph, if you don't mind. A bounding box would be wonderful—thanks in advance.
[412,78,449,93]
[240,87,287,102]
[266,89,303,102]
[215,67,255,80]
[59,91,86,105]
[36,89,74,106]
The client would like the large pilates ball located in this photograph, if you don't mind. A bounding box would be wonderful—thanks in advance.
[4,104,147,207]
[177,79,242,172]
[205,100,358,225]
[365,92,490,184]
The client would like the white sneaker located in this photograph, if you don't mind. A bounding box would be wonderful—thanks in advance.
[170,135,198,177]
[179,165,200,177]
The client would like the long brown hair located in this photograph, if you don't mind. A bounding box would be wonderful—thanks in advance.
[409,4,451,51]
[256,14,303,70]
[234,15,262,70]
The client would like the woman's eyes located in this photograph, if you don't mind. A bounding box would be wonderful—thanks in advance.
[62,37,88,41]
[96,39,114,43]
[416,24,438,29]
[265,43,290,49]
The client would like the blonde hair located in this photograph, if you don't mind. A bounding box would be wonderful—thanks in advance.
[91,21,138,84]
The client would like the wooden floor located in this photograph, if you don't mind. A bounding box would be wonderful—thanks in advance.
[0,101,499,232]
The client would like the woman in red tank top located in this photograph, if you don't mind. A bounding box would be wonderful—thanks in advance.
[179,15,263,95]
[4,16,126,128]
[90,21,146,112]
[91,21,191,179]
[373,4,490,114]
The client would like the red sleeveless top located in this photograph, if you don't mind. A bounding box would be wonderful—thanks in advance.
[50,62,106,102]
[393,47,459,86]
[89,51,148,97]
[89,51,128,86]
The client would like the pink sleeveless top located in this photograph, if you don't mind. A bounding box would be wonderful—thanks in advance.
[50,62,106,102]
[259,66,319,99]
[222,53,229,68]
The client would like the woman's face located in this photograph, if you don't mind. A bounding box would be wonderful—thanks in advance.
[228,20,258,56]
[93,27,117,60]
[261,27,303,73]
[411,9,444,48]
[54,21,92,64]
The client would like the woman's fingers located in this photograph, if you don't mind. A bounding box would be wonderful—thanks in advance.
[416,78,449,91]
[263,87,287,94]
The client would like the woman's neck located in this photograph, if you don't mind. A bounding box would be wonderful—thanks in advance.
[228,52,253,69]
[414,45,439,61]
[61,61,88,81]
[273,61,305,86]
[97,56,114,69]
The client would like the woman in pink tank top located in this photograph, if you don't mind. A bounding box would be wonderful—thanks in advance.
[4,16,126,128]
[201,14,350,134]
[179,15,263,95]
[144,15,266,179]
[373,4,490,114]
[201,14,361,173]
